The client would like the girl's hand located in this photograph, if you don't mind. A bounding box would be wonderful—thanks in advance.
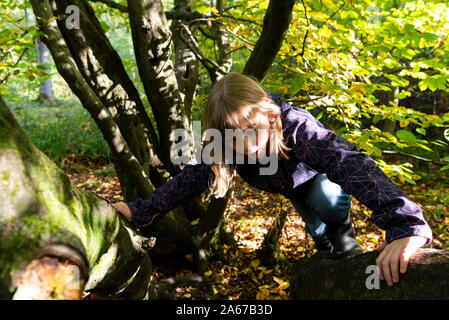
[112,201,132,222]
[375,236,427,286]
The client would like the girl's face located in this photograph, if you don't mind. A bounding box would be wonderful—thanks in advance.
[240,112,272,156]
[230,101,277,157]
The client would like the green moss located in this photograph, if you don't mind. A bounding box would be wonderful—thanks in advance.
[1,171,10,181]
[0,216,51,279]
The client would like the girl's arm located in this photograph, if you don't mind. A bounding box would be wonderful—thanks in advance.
[125,161,215,229]
[289,107,433,245]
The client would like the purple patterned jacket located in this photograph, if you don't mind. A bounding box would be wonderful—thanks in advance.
[127,89,433,244]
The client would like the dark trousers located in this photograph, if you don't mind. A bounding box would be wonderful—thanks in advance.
[288,173,351,246]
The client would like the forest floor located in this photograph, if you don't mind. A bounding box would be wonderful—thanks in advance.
[62,155,449,300]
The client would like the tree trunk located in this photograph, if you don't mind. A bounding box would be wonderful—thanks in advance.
[170,0,200,123]
[257,198,288,266]
[0,96,153,299]
[36,39,53,102]
[24,7,53,103]
[290,249,449,299]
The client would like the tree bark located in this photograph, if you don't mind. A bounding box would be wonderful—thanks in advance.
[290,249,449,299]
[257,198,288,266]
[171,0,200,123]
[242,0,296,81]
[0,96,153,299]
[127,0,189,175]
[210,0,233,83]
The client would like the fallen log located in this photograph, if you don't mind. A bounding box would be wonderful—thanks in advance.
[290,248,449,299]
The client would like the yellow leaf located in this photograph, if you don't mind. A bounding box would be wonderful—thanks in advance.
[190,218,200,226]
[251,259,260,268]
[399,120,409,127]
[251,274,259,283]
[256,289,270,300]
[258,1,268,9]
[273,276,290,290]
[278,86,288,94]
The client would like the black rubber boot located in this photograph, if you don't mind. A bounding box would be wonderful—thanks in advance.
[323,213,363,259]
[315,239,332,251]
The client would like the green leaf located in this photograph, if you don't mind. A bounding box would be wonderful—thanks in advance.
[404,177,416,185]
[416,128,426,136]
[444,128,449,141]
[416,143,432,152]
[396,130,417,143]
[288,74,305,94]
[372,114,382,124]
[395,91,411,99]
[196,6,211,14]
[422,32,439,42]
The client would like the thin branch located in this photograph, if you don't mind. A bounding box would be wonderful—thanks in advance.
[89,1,208,23]
[220,13,262,27]
[287,94,330,104]
[299,0,310,57]
[177,23,228,76]
[317,2,346,29]
[0,45,16,63]
[196,25,216,40]
[222,4,243,12]
[219,21,254,46]
[382,150,448,166]
[0,48,29,85]
[0,27,31,63]
[223,45,248,56]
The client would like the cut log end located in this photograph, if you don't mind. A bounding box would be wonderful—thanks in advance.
[12,245,89,300]
[12,256,85,300]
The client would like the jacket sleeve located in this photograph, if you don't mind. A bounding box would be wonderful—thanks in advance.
[290,108,433,245]
[126,161,215,229]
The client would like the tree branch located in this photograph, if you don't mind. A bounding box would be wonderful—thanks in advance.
[382,150,448,166]
[177,23,228,82]
[242,0,296,81]
[0,48,28,85]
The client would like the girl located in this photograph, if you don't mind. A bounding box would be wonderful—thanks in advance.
[113,72,432,287]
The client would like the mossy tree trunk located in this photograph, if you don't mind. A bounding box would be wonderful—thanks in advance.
[0,96,153,299]
[290,248,449,299]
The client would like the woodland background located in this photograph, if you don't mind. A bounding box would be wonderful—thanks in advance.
[1,0,448,299]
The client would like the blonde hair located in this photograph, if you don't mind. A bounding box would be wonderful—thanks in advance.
[204,72,291,198]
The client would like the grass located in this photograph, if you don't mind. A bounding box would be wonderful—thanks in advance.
[6,96,111,165]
